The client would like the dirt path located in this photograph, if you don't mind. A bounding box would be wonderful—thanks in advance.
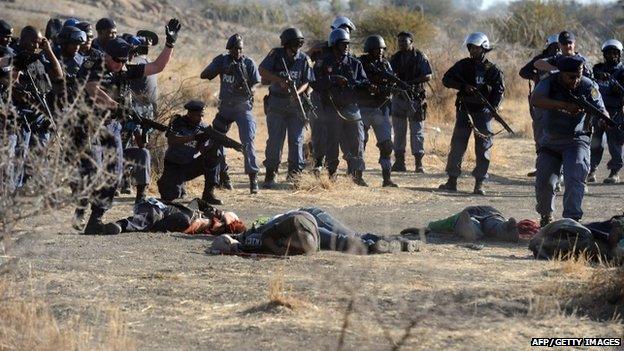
[3,131,623,350]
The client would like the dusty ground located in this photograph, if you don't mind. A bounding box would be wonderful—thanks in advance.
[3,118,624,350]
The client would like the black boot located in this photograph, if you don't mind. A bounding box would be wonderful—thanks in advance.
[540,214,553,228]
[391,153,406,172]
[219,171,233,190]
[84,208,121,235]
[352,170,368,187]
[135,184,147,203]
[382,169,398,187]
[473,179,486,196]
[415,154,425,173]
[201,186,223,205]
[249,173,259,194]
[438,176,457,192]
[262,170,277,189]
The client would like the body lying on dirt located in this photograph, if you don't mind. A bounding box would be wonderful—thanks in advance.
[210,208,420,256]
[402,205,538,242]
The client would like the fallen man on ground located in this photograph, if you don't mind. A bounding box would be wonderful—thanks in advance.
[210,207,420,256]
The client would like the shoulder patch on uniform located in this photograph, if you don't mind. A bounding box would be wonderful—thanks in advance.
[591,85,600,100]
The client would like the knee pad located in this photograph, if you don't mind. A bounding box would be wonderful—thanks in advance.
[377,139,393,159]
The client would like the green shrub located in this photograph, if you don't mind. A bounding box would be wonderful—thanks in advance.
[356,6,435,53]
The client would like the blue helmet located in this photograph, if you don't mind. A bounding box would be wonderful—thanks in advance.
[328,28,350,47]
[331,16,356,32]
[57,25,86,45]
[63,18,80,28]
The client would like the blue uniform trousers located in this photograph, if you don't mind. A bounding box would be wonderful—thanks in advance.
[361,105,393,171]
[391,97,425,156]
[263,95,306,173]
[590,107,624,172]
[324,107,364,174]
[535,138,590,219]
[5,129,31,192]
[445,108,493,180]
[213,103,259,175]
[157,146,221,202]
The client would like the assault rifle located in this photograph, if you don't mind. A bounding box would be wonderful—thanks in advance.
[231,61,254,103]
[280,57,310,123]
[453,74,515,135]
[556,82,622,130]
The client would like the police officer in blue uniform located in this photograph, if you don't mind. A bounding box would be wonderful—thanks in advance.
[311,28,369,186]
[53,26,86,101]
[157,100,223,205]
[588,39,624,184]
[0,20,14,56]
[358,34,398,187]
[201,33,261,193]
[76,21,95,57]
[531,56,607,226]
[389,31,433,173]
[439,32,505,196]
[74,18,181,234]
[519,34,561,177]
[307,17,357,175]
[259,28,314,188]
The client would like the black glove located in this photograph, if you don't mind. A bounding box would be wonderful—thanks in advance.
[165,18,181,47]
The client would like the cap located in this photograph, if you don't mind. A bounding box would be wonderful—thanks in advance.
[558,31,575,44]
[0,20,12,36]
[184,100,205,112]
[397,31,413,39]
[104,37,131,59]
[95,18,116,31]
[557,55,584,73]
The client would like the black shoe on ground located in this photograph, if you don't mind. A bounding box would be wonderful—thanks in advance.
[382,169,398,187]
[201,187,223,205]
[83,219,122,235]
[391,153,407,172]
[249,173,259,194]
[415,155,425,173]
[219,172,233,190]
[262,171,277,189]
[473,179,486,196]
[438,177,458,192]
[352,171,368,187]
[540,214,553,228]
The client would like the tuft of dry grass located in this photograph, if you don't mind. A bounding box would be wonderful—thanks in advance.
[0,278,135,351]
[267,268,307,311]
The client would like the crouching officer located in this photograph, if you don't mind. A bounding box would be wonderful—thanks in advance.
[201,34,261,193]
[157,100,223,205]
[588,39,624,184]
[358,34,397,187]
[389,31,433,173]
[73,18,181,234]
[259,28,314,188]
[531,56,607,226]
[311,28,369,185]
[439,32,505,195]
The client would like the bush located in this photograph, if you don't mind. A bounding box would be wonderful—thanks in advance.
[486,0,574,48]
[356,6,435,53]
[299,7,333,42]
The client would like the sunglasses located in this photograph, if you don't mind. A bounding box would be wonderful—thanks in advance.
[111,56,127,64]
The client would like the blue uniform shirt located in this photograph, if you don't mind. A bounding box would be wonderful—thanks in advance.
[533,73,606,142]
[311,51,368,109]
[259,48,314,96]
[203,54,260,106]
[389,48,432,91]
[593,62,624,109]
[52,47,84,90]
[164,115,208,165]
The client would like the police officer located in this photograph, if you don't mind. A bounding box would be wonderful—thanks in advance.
[311,28,369,185]
[157,100,222,205]
[588,39,624,184]
[530,56,607,226]
[201,33,261,193]
[307,16,357,173]
[92,18,117,52]
[75,22,95,57]
[389,31,433,173]
[439,32,505,195]
[259,28,314,188]
[534,31,592,79]
[54,25,86,100]
[73,18,181,234]
[519,34,561,177]
[358,34,398,187]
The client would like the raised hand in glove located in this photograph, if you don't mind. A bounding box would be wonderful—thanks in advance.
[165,18,182,47]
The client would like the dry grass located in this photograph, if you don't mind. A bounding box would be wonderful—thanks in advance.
[267,267,308,310]
[0,277,135,351]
